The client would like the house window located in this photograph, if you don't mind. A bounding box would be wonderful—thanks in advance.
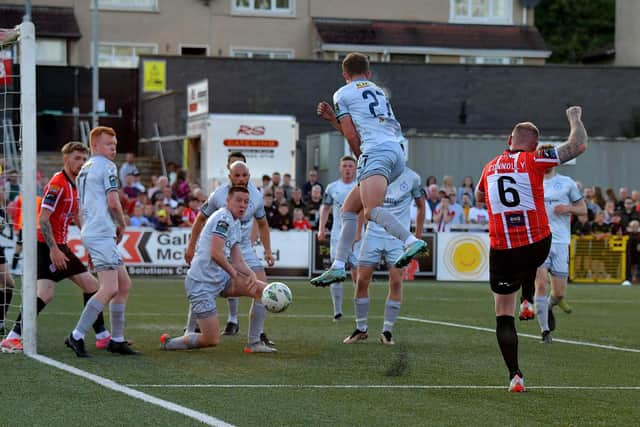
[180,45,208,56]
[232,0,294,15]
[36,39,67,66]
[231,48,294,59]
[461,56,523,65]
[389,53,428,64]
[98,0,158,12]
[451,0,512,24]
[98,43,158,68]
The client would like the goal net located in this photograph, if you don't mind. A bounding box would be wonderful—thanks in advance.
[0,22,37,355]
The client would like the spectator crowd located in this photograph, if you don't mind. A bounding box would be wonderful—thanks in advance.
[4,153,639,282]
[110,158,640,252]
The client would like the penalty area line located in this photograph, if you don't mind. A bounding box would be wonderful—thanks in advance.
[399,316,640,354]
[28,354,235,427]
[124,384,640,391]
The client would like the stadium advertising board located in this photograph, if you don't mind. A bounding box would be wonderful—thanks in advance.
[64,227,309,276]
[187,79,208,118]
[436,232,490,281]
[253,230,311,277]
[312,232,436,277]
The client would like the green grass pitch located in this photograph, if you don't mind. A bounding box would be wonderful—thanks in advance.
[3,278,639,426]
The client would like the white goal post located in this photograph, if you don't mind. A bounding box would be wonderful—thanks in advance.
[19,21,38,355]
[0,21,37,354]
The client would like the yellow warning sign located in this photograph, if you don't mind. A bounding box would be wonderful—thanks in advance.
[143,60,166,92]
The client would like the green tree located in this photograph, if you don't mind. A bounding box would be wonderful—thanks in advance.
[535,0,615,63]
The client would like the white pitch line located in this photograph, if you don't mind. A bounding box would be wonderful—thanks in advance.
[399,316,640,354]
[124,384,640,391]
[28,354,235,427]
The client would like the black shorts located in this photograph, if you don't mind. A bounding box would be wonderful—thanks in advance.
[0,246,5,265]
[489,235,552,295]
[37,241,88,282]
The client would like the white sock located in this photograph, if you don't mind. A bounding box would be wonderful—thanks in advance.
[404,235,419,246]
[331,260,345,270]
[227,314,239,324]
[6,330,20,340]
[72,329,85,340]
[111,336,125,343]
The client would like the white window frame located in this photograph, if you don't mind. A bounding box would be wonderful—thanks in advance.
[384,52,431,64]
[231,0,295,17]
[36,38,67,66]
[179,44,210,56]
[230,47,294,59]
[460,55,523,65]
[450,0,513,25]
[97,42,159,68]
[97,0,158,12]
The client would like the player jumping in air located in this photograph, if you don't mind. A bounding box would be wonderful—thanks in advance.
[312,52,427,287]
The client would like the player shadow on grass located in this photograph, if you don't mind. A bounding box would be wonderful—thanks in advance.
[384,343,409,377]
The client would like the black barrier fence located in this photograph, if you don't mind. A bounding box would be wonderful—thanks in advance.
[312,231,436,277]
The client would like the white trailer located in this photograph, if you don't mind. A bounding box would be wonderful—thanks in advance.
[188,114,298,193]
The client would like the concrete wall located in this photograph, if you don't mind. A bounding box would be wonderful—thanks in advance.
[408,135,640,191]
[140,56,640,185]
[309,133,640,191]
[615,0,640,66]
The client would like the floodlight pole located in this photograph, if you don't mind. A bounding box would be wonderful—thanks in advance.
[92,0,99,128]
[24,0,32,22]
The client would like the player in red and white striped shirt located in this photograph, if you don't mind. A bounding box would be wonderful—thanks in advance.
[1,142,110,353]
[475,106,588,392]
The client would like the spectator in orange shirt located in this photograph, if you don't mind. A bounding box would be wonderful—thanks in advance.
[10,193,43,272]
[292,208,311,230]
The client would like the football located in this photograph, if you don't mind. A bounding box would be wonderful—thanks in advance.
[261,282,293,313]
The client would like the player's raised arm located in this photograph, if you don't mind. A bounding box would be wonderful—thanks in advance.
[317,101,341,132]
[556,106,588,163]
[316,101,362,158]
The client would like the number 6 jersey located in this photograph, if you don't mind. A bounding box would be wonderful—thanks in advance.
[477,147,561,249]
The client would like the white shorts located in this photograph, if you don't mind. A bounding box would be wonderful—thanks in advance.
[185,275,232,319]
[241,244,265,272]
[358,233,404,268]
[541,242,569,278]
[330,238,359,268]
[356,144,405,183]
[82,236,123,272]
